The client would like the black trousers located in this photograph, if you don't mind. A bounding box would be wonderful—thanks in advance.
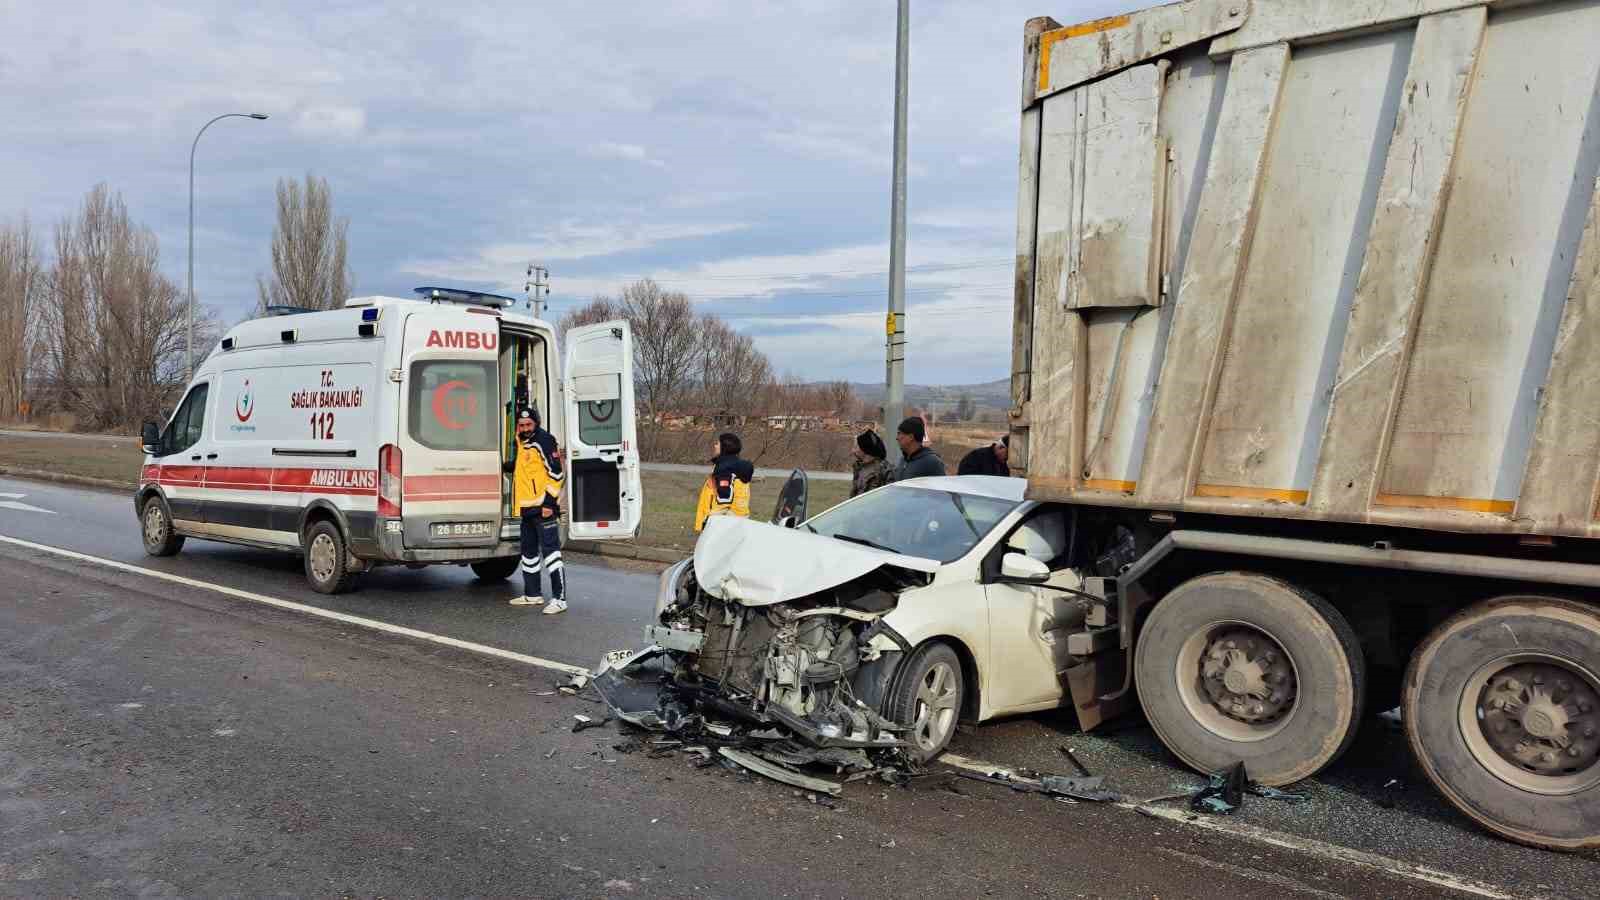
[519,509,564,601]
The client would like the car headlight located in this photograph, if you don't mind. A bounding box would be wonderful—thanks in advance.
[655,558,692,617]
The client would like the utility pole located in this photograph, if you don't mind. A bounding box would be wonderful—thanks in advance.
[883,0,910,464]
[525,264,550,318]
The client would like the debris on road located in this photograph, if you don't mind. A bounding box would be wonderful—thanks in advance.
[1191,763,1248,815]
[1185,762,1308,815]
[719,747,845,797]
[572,714,610,733]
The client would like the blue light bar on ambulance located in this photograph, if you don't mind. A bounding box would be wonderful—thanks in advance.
[413,286,516,310]
[361,307,379,321]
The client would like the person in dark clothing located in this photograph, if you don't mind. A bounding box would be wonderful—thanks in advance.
[958,435,1011,477]
[891,416,946,482]
[850,428,892,497]
[694,432,756,532]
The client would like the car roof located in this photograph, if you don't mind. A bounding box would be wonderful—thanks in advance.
[891,475,1026,502]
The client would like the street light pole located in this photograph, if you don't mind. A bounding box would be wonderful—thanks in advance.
[883,0,910,464]
[188,112,268,381]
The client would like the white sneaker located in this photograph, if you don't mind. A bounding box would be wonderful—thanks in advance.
[543,598,568,615]
[510,596,545,607]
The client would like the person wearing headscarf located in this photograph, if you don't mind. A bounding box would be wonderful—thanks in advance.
[850,428,892,498]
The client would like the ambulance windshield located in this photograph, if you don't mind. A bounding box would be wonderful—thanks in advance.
[409,360,497,451]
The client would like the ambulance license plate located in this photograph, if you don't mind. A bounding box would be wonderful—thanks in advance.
[432,521,493,538]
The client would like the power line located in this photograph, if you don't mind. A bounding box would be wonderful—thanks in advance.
[577,257,1012,286]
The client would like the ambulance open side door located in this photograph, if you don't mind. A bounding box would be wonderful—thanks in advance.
[562,321,642,540]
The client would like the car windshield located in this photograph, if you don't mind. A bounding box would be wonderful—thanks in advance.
[803,484,1018,563]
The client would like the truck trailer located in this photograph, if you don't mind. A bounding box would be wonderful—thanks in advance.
[1007,0,1600,849]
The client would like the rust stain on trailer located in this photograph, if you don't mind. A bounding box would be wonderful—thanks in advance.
[1193,484,1309,505]
[1038,15,1132,92]
[1374,493,1515,515]
[1083,479,1138,494]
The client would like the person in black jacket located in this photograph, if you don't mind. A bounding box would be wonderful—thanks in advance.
[958,435,1011,477]
[891,416,946,482]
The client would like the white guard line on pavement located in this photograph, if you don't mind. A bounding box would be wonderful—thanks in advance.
[0,531,1529,900]
[939,753,1525,900]
[0,533,591,679]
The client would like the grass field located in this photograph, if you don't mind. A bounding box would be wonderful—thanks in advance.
[0,436,852,554]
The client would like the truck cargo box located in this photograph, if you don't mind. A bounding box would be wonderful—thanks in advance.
[1009,0,1600,539]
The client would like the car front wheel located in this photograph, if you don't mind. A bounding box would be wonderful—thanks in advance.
[888,642,964,762]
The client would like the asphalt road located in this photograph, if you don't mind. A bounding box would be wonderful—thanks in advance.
[2,475,1596,898]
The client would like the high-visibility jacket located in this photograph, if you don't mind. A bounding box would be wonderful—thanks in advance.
[511,429,564,514]
[694,454,754,532]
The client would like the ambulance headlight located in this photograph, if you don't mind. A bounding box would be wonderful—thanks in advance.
[655,558,692,617]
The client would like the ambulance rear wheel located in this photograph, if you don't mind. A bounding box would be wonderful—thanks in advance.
[470,557,520,582]
[304,520,358,595]
[140,496,184,557]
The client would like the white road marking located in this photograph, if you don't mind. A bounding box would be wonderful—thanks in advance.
[0,493,54,515]
[938,753,1523,900]
[0,533,591,679]
[1153,848,1348,900]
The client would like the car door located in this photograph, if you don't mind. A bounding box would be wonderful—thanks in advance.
[772,469,808,525]
[161,381,212,527]
[562,321,641,540]
[982,508,1080,714]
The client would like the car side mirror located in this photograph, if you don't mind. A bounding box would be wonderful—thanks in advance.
[776,515,799,530]
[141,421,161,454]
[1000,552,1050,583]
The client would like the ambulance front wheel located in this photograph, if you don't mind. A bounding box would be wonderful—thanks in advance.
[470,557,520,582]
[304,520,359,595]
[140,496,184,557]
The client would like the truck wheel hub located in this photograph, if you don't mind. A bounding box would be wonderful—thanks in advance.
[1469,657,1600,791]
[1199,628,1296,726]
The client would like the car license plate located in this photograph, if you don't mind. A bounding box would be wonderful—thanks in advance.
[432,521,493,538]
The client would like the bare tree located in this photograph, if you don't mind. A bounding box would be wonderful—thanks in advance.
[256,174,352,312]
[955,392,976,422]
[556,295,622,342]
[41,184,196,431]
[0,216,41,418]
[693,317,772,422]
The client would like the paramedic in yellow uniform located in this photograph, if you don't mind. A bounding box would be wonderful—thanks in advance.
[694,432,754,533]
[505,408,568,614]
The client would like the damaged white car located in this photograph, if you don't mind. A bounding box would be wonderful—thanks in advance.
[594,475,1098,761]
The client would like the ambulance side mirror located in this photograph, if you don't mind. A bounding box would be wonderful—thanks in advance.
[141,421,161,455]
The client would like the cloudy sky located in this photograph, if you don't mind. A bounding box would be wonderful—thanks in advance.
[3,0,1140,385]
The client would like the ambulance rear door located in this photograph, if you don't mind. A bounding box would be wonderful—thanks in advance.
[397,310,504,549]
[561,321,641,540]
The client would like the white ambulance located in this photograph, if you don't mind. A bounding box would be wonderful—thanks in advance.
[136,287,642,594]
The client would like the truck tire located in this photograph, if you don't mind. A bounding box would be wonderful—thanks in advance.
[1403,596,1600,851]
[887,642,964,763]
[304,520,359,595]
[1134,572,1364,786]
[470,557,520,582]
[140,495,185,557]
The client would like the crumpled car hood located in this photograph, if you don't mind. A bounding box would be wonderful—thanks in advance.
[692,516,939,606]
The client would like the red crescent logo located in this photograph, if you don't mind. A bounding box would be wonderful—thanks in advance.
[236,380,254,422]
[430,380,477,431]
